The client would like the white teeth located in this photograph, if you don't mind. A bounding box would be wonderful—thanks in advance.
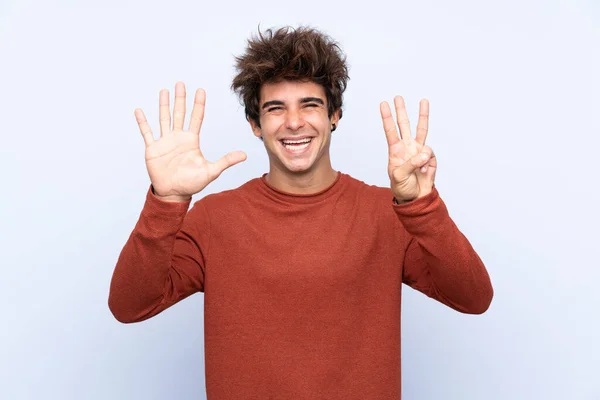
[283,141,311,151]
[284,143,308,151]
[282,138,312,145]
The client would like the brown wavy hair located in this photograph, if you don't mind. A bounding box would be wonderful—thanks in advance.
[231,25,350,128]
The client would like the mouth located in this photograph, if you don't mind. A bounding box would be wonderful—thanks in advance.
[279,137,313,154]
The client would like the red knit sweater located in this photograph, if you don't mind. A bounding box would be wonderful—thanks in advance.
[108,172,493,399]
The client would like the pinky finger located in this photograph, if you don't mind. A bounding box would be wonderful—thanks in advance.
[134,109,155,147]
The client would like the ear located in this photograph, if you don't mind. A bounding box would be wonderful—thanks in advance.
[249,118,262,138]
[330,108,341,131]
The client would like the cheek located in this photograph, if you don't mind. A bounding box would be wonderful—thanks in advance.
[260,117,284,136]
[305,114,330,132]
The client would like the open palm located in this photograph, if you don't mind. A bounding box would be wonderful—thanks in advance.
[380,96,437,203]
[135,82,247,201]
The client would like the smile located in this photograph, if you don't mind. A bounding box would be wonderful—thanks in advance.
[280,137,313,154]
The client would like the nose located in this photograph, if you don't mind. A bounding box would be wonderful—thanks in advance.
[285,109,305,131]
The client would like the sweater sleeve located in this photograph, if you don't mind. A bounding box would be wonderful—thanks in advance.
[394,187,493,314]
[108,185,210,323]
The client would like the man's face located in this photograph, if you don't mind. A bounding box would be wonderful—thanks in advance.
[250,80,339,175]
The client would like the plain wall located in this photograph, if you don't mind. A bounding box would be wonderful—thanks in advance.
[1,0,598,398]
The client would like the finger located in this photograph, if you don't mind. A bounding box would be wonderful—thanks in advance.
[420,146,434,160]
[159,89,171,137]
[134,108,154,147]
[394,151,430,181]
[394,96,411,141]
[424,153,437,181]
[416,99,429,145]
[419,148,436,173]
[380,101,401,148]
[209,151,248,180]
[189,88,206,136]
[173,82,186,131]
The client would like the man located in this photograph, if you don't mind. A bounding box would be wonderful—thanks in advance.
[108,26,493,399]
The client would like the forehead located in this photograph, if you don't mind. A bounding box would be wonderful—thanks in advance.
[259,80,326,104]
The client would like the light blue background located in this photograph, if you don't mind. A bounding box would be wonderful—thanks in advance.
[1,0,598,398]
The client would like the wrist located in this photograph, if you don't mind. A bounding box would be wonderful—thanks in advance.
[151,186,192,203]
[393,197,412,205]
[392,186,435,205]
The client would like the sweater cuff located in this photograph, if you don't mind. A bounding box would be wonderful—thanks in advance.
[392,186,450,235]
[137,185,192,236]
[143,185,192,214]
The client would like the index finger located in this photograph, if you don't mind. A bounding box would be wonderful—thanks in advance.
[380,101,400,148]
[189,88,206,136]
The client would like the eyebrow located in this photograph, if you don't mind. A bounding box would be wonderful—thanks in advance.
[261,97,325,110]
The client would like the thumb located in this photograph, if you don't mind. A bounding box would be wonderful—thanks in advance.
[393,152,429,181]
[209,151,247,179]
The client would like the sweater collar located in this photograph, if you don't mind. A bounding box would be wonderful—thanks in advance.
[256,171,346,205]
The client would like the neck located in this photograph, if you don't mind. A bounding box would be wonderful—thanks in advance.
[265,164,338,195]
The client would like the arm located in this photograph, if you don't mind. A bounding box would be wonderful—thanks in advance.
[379,96,492,313]
[395,187,493,314]
[108,82,245,323]
[108,186,210,323]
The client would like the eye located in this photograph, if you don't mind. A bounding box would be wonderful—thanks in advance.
[304,103,319,108]
[267,106,283,112]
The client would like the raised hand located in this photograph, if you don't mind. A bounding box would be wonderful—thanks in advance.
[135,82,247,202]
[380,96,437,203]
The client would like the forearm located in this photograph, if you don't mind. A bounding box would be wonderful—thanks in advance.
[108,187,194,323]
[397,188,493,314]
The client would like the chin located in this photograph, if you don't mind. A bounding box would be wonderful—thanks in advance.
[281,159,316,174]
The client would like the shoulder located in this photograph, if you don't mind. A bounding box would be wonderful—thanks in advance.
[341,173,405,229]
[191,177,261,211]
[341,173,394,203]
